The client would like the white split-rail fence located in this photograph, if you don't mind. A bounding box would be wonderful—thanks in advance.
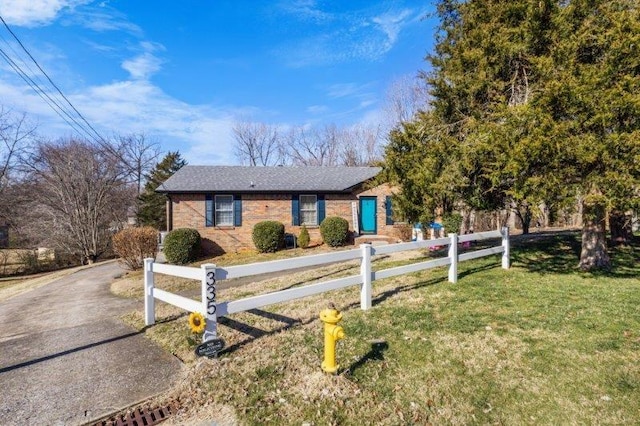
[144,227,510,342]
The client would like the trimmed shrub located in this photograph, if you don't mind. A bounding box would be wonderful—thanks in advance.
[253,221,285,253]
[320,216,350,247]
[298,225,310,249]
[163,228,201,264]
[112,226,159,270]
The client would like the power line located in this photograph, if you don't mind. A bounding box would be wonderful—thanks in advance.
[0,45,96,141]
[0,14,143,176]
[0,28,99,141]
[0,14,107,144]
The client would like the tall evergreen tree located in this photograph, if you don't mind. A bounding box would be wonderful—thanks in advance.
[137,151,186,230]
[386,0,559,229]
[546,0,640,268]
[384,0,640,270]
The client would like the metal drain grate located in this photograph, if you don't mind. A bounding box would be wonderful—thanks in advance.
[94,402,179,426]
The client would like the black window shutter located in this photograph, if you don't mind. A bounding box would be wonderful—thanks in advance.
[205,194,214,227]
[317,194,326,225]
[292,194,300,226]
[385,195,394,225]
[234,195,242,226]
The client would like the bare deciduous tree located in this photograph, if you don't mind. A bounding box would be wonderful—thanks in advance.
[233,120,385,167]
[340,125,383,166]
[232,121,283,166]
[21,139,133,264]
[285,125,341,166]
[384,74,429,127]
[0,109,35,196]
[116,133,161,194]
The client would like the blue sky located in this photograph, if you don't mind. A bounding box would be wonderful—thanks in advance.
[0,1,436,164]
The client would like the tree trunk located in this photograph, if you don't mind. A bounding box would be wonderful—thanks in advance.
[609,210,633,246]
[539,203,550,228]
[579,199,610,271]
[461,208,472,234]
[515,204,532,235]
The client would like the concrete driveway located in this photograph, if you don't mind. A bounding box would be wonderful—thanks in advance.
[0,262,183,425]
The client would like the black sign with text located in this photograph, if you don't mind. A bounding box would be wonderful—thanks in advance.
[195,338,225,358]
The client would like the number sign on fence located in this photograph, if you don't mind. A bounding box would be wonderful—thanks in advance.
[202,265,217,342]
[144,228,510,343]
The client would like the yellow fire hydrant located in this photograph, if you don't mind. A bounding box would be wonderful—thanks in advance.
[320,305,345,374]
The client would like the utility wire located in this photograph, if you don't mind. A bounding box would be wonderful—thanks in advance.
[0,31,52,99]
[0,45,96,141]
[0,14,107,144]
[0,14,140,176]
[0,34,99,142]
[0,31,96,141]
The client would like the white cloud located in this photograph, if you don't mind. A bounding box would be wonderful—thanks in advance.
[0,71,245,164]
[372,9,413,47]
[327,83,371,99]
[306,104,329,114]
[0,2,240,165]
[359,99,375,108]
[122,52,162,80]
[277,4,423,67]
[0,0,90,27]
[73,9,141,34]
[278,0,333,23]
[121,42,165,80]
[325,82,377,113]
[81,39,116,52]
[72,80,241,164]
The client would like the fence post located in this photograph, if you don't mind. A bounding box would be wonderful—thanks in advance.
[360,244,372,310]
[201,263,218,342]
[144,258,155,326]
[448,233,458,283]
[501,227,510,269]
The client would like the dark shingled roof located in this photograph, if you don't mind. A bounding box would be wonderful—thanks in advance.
[157,165,382,193]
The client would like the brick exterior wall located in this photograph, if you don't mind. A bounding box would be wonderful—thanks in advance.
[168,183,402,255]
[357,183,398,238]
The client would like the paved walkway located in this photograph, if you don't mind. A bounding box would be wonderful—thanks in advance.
[0,262,183,426]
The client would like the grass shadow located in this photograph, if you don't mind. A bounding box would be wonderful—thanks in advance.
[218,309,312,356]
[458,262,501,280]
[344,340,389,375]
[277,264,359,291]
[339,275,447,313]
[511,231,639,278]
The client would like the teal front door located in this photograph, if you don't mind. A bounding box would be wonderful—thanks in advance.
[360,197,377,234]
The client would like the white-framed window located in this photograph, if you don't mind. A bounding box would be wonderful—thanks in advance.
[300,194,317,225]
[215,195,234,226]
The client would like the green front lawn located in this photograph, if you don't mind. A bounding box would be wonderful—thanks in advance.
[120,232,640,425]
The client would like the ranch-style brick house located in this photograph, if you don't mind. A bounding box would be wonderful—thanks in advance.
[157,165,404,255]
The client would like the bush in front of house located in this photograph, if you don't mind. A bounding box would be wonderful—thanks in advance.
[298,225,310,249]
[253,221,285,253]
[112,226,159,270]
[320,216,350,247]
[163,228,201,264]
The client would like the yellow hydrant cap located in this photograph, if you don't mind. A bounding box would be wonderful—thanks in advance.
[320,308,342,324]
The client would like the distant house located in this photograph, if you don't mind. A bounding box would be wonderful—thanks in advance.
[156,166,403,255]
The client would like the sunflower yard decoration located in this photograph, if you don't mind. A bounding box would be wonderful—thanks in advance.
[188,312,206,334]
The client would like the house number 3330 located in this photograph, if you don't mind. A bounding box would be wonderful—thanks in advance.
[206,271,216,315]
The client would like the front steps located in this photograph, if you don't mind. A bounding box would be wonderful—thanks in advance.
[353,234,400,246]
